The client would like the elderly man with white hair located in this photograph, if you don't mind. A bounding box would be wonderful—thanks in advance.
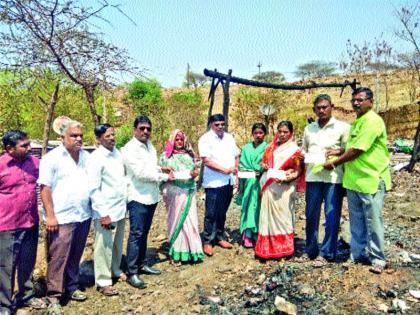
[38,119,92,315]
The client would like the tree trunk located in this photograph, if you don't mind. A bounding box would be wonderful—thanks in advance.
[41,83,60,155]
[84,85,100,126]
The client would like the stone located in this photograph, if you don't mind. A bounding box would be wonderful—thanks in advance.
[299,284,315,296]
[392,299,409,313]
[377,303,389,313]
[274,296,297,315]
[409,289,420,299]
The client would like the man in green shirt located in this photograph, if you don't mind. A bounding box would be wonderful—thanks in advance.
[324,87,391,274]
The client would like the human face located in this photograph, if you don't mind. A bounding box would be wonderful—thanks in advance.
[6,138,31,161]
[351,92,373,117]
[62,126,83,153]
[174,133,185,150]
[211,120,225,137]
[252,128,266,145]
[134,123,151,144]
[98,127,115,151]
[314,99,333,121]
[277,125,292,144]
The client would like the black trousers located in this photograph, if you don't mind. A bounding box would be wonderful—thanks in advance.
[203,184,233,245]
[0,225,38,313]
[126,201,157,276]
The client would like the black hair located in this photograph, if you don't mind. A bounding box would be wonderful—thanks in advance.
[352,87,374,99]
[277,120,294,133]
[2,130,28,149]
[208,114,225,125]
[94,123,113,138]
[251,123,267,134]
[133,115,152,128]
[313,94,332,107]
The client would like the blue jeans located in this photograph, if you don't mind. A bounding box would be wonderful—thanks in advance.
[126,201,157,276]
[305,182,344,260]
[0,225,38,313]
[203,185,233,245]
[346,181,386,267]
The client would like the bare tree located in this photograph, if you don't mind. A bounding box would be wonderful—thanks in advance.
[394,4,420,171]
[0,0,136,125]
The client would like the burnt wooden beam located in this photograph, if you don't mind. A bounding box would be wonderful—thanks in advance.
[203,68,360,91]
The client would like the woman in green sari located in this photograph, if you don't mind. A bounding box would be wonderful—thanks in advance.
[236,123,268,247]
[159,129,204,264]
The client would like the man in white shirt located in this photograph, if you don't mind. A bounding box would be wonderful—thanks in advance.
[121,116,174,289]
[38,120,91,314]
[302,94,350,263]
[88,124,127,296]
[198,114,240,256]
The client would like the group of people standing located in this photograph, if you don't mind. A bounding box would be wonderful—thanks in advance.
[236,87,390,273]
[0,86,391,315]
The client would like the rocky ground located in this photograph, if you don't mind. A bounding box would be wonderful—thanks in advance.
[24,154,420,315]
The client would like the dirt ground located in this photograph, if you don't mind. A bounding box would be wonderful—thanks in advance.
[24,155,420,315]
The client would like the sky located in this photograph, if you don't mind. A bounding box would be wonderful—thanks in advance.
[100,0,416,87]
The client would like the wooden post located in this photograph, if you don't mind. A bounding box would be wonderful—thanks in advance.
[222,69,232,131]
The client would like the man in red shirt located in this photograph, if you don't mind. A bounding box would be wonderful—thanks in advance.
[0,130,45,314]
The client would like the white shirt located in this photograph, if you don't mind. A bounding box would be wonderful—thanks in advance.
[302,117,350,183]
[198,130,240,188]
[38,145,92,224]
[121,138,168,205]
[88,145,127,222]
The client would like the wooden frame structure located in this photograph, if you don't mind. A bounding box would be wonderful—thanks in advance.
[204,68,360,131]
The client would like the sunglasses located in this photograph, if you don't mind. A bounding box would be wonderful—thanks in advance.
[214,122,225,127]
[138,126,151,131]
[350,98,370,104]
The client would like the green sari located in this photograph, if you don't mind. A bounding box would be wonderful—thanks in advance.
[236,141,267,243]
[159,153,204,262]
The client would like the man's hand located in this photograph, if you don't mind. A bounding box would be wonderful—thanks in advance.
[100,215,112,229]
[325,148,343,158]
[323,162,335,170]
[46,215,59,233]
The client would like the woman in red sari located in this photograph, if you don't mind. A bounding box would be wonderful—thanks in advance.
[255,121,304,259]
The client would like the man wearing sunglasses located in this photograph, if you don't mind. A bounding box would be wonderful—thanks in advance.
[198,114,240,256]
[121,115,174,289]
[324,87,391,274]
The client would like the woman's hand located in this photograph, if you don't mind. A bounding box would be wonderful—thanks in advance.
[161,166,175,174]
[261,162,269,170]
[190,169,199,178]
[168,170,176,181]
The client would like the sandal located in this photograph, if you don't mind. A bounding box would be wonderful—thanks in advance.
[98,286,119,296]
[69,289,87,301]
[369,264,385,274]
[25,297,48,309]
[312,256,328,268]
[47,302,63,315]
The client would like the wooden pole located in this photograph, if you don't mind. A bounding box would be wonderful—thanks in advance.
[222,69,232,131]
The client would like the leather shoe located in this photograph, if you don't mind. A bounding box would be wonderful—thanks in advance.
[203,244,214,256]
[127,275,147,289]
[139,265,161,275]
[218,240,233,249]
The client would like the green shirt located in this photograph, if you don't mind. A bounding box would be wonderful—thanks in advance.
[343,110,391,194]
